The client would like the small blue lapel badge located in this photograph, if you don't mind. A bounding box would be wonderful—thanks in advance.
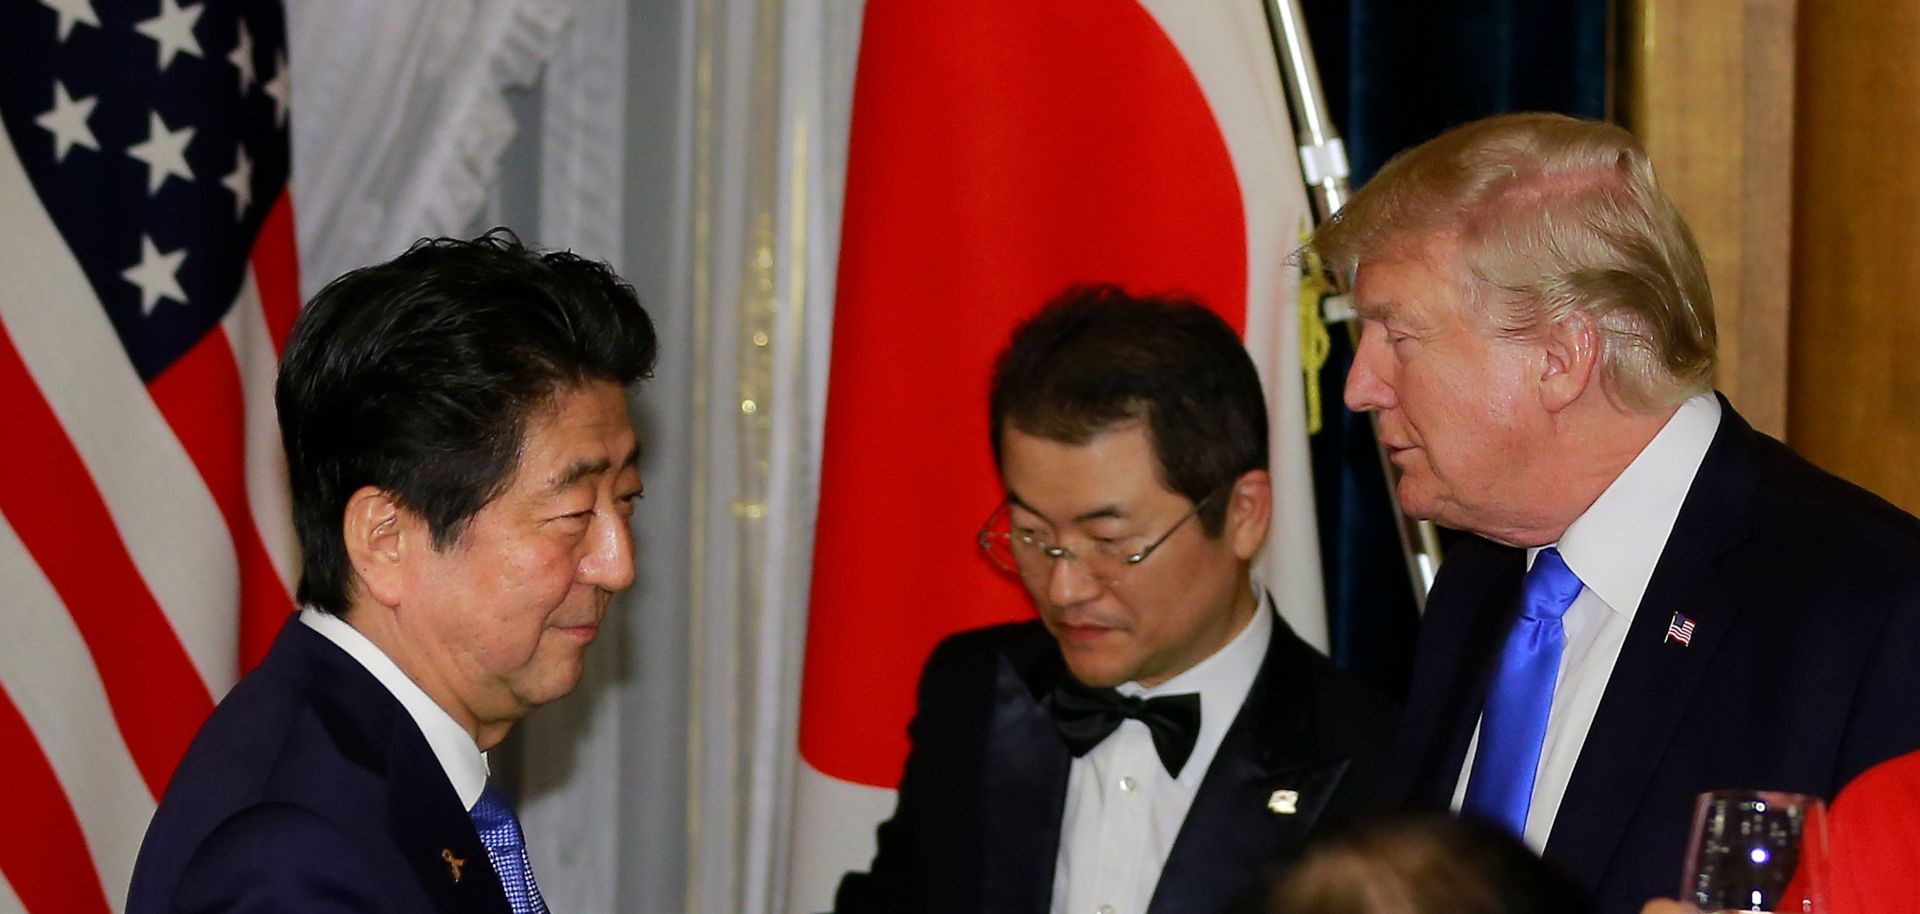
[1664,612,1697,647]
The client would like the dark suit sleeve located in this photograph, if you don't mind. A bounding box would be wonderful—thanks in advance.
[832,635,983,914]
[168,804,400,914]
[1837,570,1920,788]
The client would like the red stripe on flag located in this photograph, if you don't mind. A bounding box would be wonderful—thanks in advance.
[239,196,303,670]
[251,192,303,354]
[0,321,212,797]
[147,328,296,677]
[0,685,113,914]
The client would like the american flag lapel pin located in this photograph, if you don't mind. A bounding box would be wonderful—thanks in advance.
[1665,612,1697,646]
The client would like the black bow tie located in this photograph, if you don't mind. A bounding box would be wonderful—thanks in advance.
[1050,680,1202,777]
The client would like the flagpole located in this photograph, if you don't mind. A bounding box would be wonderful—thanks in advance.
[1259,0,1446,608]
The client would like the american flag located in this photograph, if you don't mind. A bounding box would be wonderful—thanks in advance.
[1666,612,1697,647]
[0,1,300,911]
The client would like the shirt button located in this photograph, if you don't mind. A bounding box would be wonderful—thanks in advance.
[1117,776,1136,793]
[1096,906,1115,914]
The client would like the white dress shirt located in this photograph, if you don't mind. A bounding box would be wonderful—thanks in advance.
[1452,393,1722,851]
[300,607,489,810]
[1050,585,1274,914]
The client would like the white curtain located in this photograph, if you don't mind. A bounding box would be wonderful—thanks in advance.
[294,0,866,911]
[288,0,581,295]
[616,1,864,911]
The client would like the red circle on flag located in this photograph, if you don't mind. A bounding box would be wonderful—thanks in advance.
[801,0,1251,789]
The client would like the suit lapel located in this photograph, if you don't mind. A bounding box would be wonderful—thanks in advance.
[1544,402,1763,890]
[297,624,512,914]
[980,643,1072,914]
[1392,542,1525,808]
[1147,612,1350,914]
[387,725,513,914]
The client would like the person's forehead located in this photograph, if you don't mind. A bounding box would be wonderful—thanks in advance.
[1354,238,1472,313]
[1001,423,1177,517]
[515,384,640,482]
[537,446,641,493]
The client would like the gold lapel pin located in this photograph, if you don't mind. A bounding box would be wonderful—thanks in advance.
[442,848,466,882]
[1267,789,1299,815]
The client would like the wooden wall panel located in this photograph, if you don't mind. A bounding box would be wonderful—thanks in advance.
[1617,0,1797,440]
[1789,0,1920,513]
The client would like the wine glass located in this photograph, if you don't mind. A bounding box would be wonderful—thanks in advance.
[1680,790,1829,913]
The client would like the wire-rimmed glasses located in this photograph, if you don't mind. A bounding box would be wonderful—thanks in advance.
[975,485,1228,586]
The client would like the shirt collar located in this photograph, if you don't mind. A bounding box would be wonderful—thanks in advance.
[1535,393,1722,620]
[300,607,490,809]
[1120,581,1272,776]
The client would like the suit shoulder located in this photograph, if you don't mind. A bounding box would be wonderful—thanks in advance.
[161,803,400,914]
[1750,433,1920,554]
[162,661,325,805]
[135,654,397,898]
[920,619,1051,678]
[899,619,1056,748]
[1289,632,1401,731]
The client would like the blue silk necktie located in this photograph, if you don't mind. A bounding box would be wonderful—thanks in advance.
[1462,546,1585,837]
[471,784,549,914]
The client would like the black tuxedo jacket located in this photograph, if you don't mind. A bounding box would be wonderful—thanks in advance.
[1387,400,1920,914]
[834,606,1398,914]
[126,617,512,914]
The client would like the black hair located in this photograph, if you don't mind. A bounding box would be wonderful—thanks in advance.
[987,284,1267,535]
[276,230,658,615]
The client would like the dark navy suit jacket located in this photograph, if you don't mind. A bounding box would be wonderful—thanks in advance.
[834,606,1399,914]
[126,617,512,914]
[1386,399,1920,914]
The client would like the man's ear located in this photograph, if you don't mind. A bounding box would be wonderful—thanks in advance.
[1540,310,1601,412]
[1226,469,1273,561]
[343,486,406,608]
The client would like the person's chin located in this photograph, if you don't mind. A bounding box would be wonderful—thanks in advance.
[520,661,588,708]
[1058,645,1138,688]
[1394,478,1443,521]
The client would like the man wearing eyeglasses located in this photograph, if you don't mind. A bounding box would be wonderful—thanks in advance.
[832,285,1398,914]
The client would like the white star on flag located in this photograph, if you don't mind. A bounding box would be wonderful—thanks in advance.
[40,0,99,42]
[128,111,196,194]
[262,53,290,126]
[229,20,256,92]
[134,0,205,72]
[222,145,253,218]
[35,81,99,162]
[122,235,189,315]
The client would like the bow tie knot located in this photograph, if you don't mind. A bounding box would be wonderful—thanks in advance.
[1050,680,1202,777]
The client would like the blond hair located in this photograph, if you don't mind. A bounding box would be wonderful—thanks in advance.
[1308,113,1715,411]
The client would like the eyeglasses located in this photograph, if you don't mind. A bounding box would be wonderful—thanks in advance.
[975,485,1229,586]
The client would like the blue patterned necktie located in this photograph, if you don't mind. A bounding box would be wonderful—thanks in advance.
[1462,546,1585,837]
[470,784,549,914]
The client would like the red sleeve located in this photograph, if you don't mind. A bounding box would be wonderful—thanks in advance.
[1826,750,1920,914]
